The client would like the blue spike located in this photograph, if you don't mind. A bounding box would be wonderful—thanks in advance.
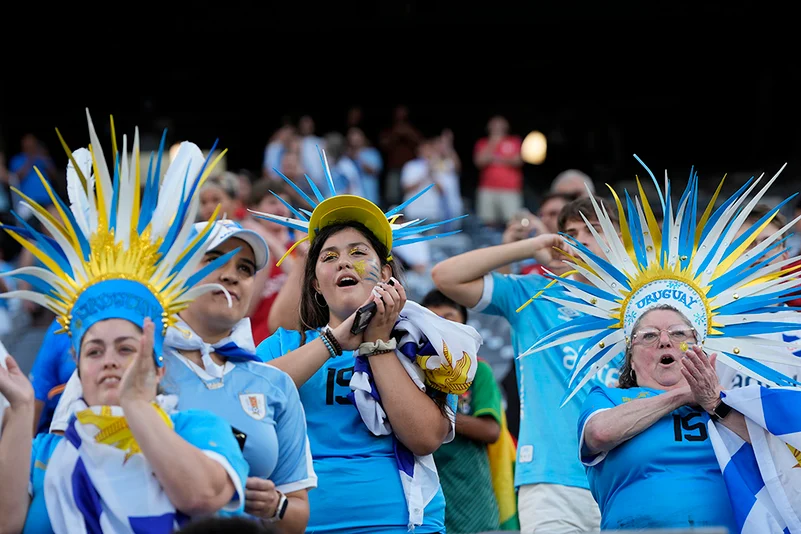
[723,194,798,259]
[316,145,337,197]
[250,213,309,233]
[269,190,308,221]
[718,352,800,387]
[393,215,468,237]
[385,183,436,217]
[568,330,620,388]
[109,152,121,233]
[524,316,618,353]
[6,213,73,277]
[561,234,631,290]
[138,151,157,233]
[719,321,801,338]
[632,154,666,215]
[625,190,647,268]
[157,164,195,257]
[306,174,326,204]
[699,176,755,244]
[0,224,67,264]
[6,272,59,295]
[543,272,621,303]
[273,168,317,208]
[184,247,241,289]
[152,129,168,193]
[299,208,313,217]
[401,218,429,227]
[190,138,220,191]
[170,228,231,277]
[707,241,788,298]
[716,290,801,316]
[392,230,462,247]
[677,171,697,271]
[660,178,672,265]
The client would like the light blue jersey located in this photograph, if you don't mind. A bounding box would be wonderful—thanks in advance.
[578,385,737,531]
[473,272,623,489]
[24,409,249,534]
[162,350,316,494]
[257,328,447,534]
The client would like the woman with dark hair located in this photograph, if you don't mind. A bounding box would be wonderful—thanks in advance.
[252,150,480,533]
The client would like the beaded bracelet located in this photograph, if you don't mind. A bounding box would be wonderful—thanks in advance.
[323,328,343,356]
[320,334,337,359]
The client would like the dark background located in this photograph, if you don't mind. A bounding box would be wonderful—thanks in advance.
[3,2,799,200]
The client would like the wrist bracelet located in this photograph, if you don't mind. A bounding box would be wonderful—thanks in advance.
[359,338,397,356]
[323,328,343,356]
[320,334,337,359]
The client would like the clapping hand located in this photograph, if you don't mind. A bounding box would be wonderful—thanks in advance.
[0,355,34,409]
[681,345,723,414]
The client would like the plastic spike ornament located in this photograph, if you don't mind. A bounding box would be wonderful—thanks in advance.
[248,146,467,266]
[0,109,238,365]
[518,155,801,406]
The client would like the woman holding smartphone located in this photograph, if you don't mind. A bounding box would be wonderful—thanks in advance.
[253,150,480,533]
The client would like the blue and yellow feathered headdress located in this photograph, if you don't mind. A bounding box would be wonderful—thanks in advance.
[0,109,239,365]
[248,147,466,265]
[520,155,801,405]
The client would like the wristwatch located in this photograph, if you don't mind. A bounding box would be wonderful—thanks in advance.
[266,491,288,523]
[710,400,733,421]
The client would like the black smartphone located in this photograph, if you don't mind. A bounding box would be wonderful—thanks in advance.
[350,279,395,335]
[231,426,247,451]
[351,301,377,335]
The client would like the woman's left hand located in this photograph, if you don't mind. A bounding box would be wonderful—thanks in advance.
[244,477,281,519]
[364,277,406,344]
[680,345,722,414]
[119,318,159,406]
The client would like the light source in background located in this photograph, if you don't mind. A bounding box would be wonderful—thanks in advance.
[521,131,547,165]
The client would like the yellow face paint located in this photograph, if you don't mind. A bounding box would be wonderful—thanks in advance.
[323,251,338,261]
[353,259,367,276]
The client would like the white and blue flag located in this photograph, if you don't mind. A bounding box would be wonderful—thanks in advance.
[709,385,801,533]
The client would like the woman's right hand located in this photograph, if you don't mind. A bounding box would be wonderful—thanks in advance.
[0,355,34,409]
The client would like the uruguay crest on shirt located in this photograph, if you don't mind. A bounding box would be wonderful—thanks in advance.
[239,393,266,420]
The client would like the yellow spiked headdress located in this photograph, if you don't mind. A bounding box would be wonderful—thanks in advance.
[520,155,801,405]
[0,109,237,365]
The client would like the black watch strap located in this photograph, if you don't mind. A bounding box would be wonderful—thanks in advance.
[711,400,733,421]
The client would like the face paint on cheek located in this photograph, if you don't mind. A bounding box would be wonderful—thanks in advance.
[353,260,367,276]
[363,260,381,283]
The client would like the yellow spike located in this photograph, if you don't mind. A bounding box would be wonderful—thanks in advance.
[277,236,310,267]
[131,140,141,238]
[695,174,726,247]
[197,148,229,189]
[110,115,118,164]
[2,229,74,284]
[172,204,223,268]
[713,212,778,278]
[635,176,662,258]
[9,186,62,233]
[55,128,88,192]
[605,184,637,265]
[516,269,579,313]
[88,145,108,230]
[32,167,82,252]
[556,247,596,277]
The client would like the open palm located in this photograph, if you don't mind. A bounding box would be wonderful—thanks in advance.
[0,355,34,408]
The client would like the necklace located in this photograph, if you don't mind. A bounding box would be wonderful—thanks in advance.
[204,374,225,390]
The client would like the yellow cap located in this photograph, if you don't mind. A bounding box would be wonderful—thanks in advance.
[308,194,393,251]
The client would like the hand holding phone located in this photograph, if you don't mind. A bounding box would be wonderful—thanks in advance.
[350,278,395,335]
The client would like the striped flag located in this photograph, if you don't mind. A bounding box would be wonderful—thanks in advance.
[708,385,801,533]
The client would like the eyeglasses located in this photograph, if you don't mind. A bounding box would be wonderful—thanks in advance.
[631,325,696,347]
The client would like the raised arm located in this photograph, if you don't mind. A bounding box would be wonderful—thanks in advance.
[0,356,35,534]
[432,233,565,308]
[583,386,692,456]
[120,321,238,516]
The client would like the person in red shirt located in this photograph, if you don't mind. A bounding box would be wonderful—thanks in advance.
[473,115,524,228]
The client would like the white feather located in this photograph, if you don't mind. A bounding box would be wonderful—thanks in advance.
[151,142,205,240]
[85,109,114,224]
[66,148,93,238]
[20,202,87,284]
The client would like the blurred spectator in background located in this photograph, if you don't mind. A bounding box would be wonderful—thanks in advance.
[298,115,326,186]
[323,132,362,196]
[380,105,423,207]
[347,126,383,205]
[263,124,298,180]
[550,169,595,198]
[199,171,241,222]
[473,116,524,228]
[8,134,59,215]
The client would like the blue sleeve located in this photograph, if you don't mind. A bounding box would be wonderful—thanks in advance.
[256,328,302,363]
[577,385,616,465]
[269,371,316,493]
[171,410,249,513]
[480,272,538,322]
[30,433,62,495]
[361,148,383,173]
[29,320,71,402]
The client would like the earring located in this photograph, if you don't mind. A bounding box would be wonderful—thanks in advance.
[314,292,328,307]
